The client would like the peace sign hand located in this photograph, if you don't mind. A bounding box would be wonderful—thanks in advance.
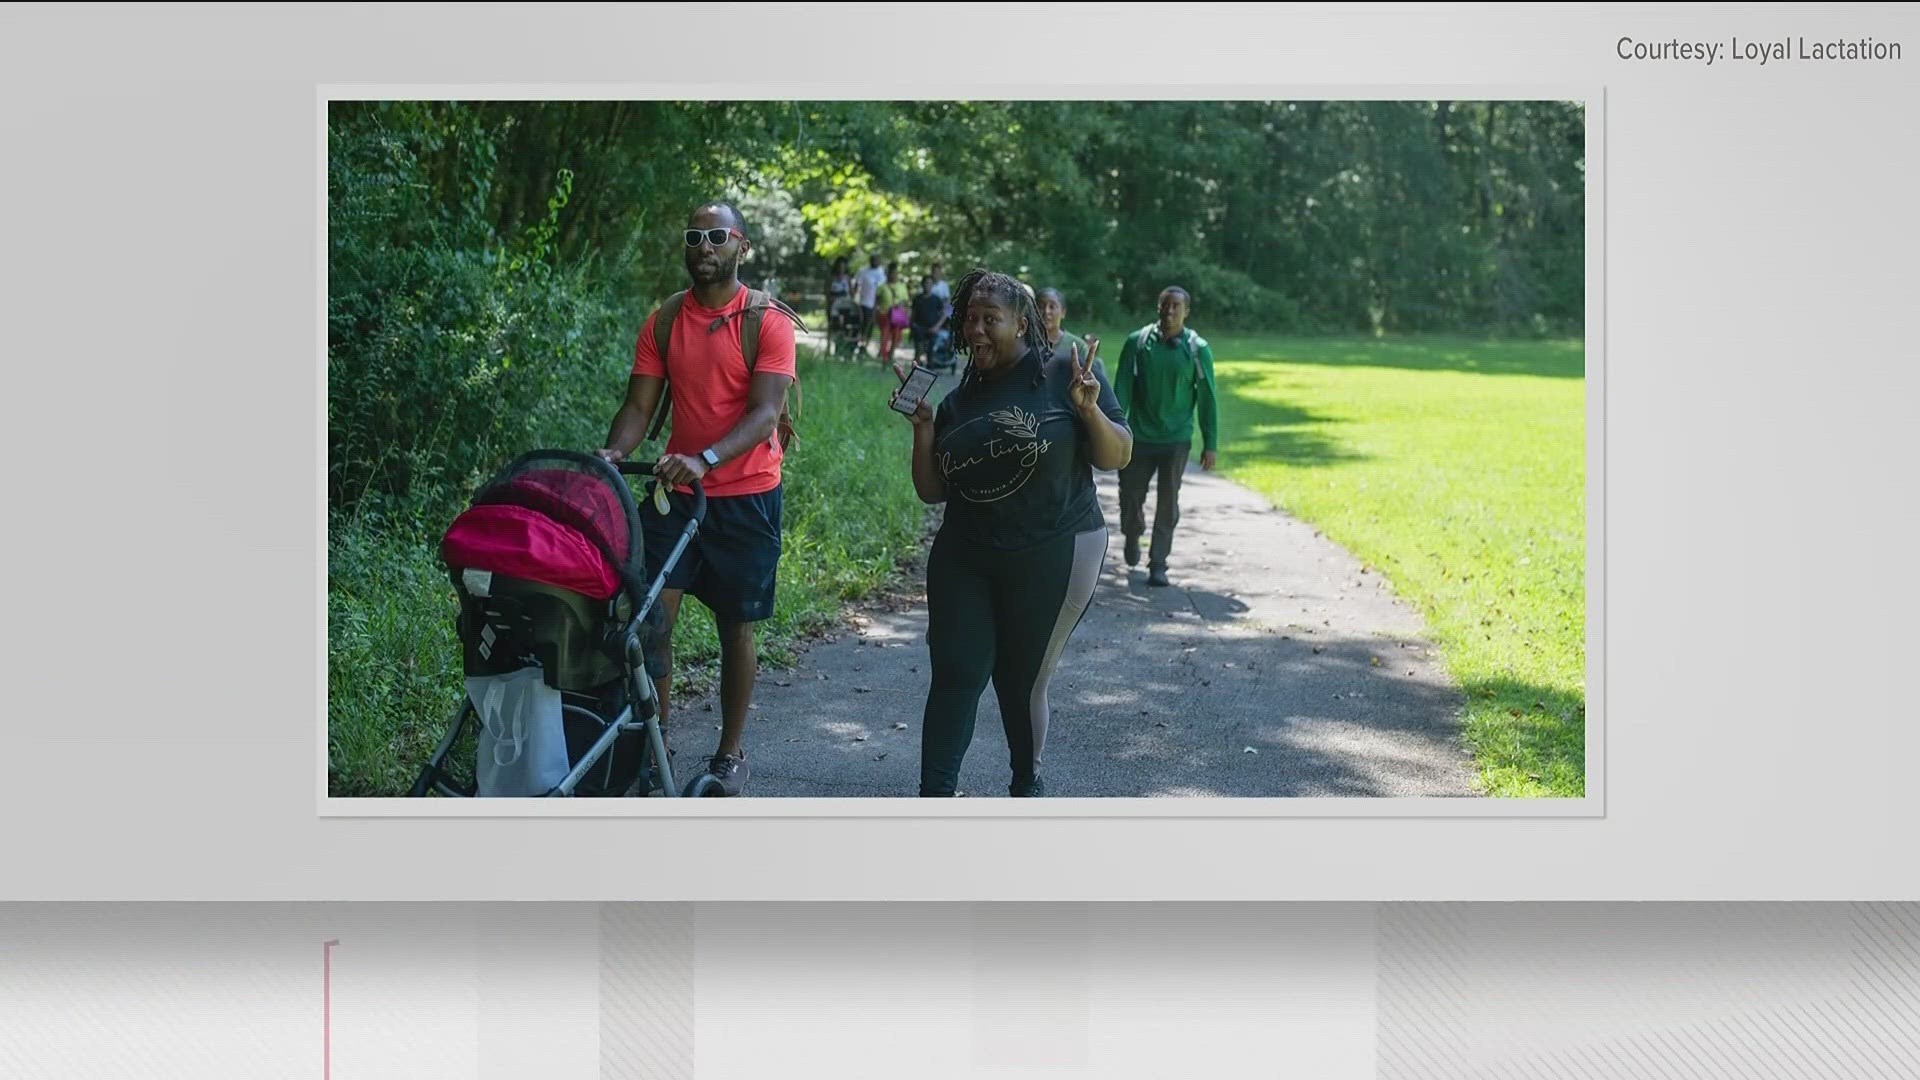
[1069,336,1102,413]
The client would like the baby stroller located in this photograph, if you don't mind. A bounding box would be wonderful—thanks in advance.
[409,449,710,798]
[826,297,863,359]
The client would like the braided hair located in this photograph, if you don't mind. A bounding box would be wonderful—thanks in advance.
[950,268,1054,389]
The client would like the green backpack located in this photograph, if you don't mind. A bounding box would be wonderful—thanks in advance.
[645,287,810,451]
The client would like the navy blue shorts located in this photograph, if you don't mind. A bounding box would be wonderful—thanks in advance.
[641,484,783,625]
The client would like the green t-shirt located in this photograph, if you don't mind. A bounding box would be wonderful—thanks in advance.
[876,281,910,313]
[1048,330,1116,386]
[1048,329,1087,363]
[1113,324,1219,451]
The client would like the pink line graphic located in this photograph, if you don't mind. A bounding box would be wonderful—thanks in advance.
[323,940,340,1079]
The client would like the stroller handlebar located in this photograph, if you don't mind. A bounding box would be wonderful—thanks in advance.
[612,459,707,522]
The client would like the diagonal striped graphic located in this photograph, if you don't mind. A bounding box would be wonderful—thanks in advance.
[599,902,696,1079]
[1378,902,1920,1079]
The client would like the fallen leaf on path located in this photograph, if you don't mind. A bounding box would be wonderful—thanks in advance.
[893,723,908,730]
[855,686,872,694]
[775,679,791,687]
[1243,747,1258,754]
[853,734,869,742]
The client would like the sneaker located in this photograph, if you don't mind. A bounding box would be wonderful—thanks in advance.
[1124,536,1141,567]
[1010,775,1046,797]
[697,752,751,797]
[1147,567,1170,588]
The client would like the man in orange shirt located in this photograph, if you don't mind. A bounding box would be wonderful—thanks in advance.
[597,202,797,797]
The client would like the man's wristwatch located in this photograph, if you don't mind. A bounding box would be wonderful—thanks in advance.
[700,447,721,469]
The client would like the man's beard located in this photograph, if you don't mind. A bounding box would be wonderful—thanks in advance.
[687,252,737,285]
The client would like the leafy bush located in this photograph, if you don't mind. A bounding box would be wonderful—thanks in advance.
[1138,257,1307,332]
[328,104,641,525]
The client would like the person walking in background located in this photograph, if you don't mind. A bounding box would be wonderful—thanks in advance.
[1036,288,1091,378]
[907,273,950,374]
[826,256,857,355]
[875,262,910,367]
[893,268,1133,798]
[854,254,887,357]
[1112,286,1219,588]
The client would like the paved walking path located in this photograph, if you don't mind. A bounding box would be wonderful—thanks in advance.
[683,393,1484,796]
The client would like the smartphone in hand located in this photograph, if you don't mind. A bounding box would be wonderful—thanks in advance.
[891,363,940,416]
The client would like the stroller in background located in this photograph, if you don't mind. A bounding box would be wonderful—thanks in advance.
[825,297,863,359]
[410,449,714,798]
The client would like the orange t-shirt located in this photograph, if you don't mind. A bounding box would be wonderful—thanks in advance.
[631,286,797,498]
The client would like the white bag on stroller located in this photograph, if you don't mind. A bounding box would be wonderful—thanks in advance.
[467,667,571,797]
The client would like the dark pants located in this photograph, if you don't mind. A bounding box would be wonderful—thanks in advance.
[919,526,1107,797]
[641,485,783,624]
[1118,441,1190,570]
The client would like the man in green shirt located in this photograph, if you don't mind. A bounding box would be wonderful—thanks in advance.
[1112,286,1218,587]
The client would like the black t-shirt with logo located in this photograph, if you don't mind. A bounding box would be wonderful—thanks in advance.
[930,345,1129,551]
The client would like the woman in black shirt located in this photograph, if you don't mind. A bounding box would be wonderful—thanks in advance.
[893,269,1133,796]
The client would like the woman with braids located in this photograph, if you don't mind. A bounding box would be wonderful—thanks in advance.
[891,268,1134,797]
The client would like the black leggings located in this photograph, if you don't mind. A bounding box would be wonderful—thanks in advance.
[919,526,1108,796]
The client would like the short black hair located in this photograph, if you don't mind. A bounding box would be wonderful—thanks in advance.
[1160,285,1191,307]
[692,201,749,239]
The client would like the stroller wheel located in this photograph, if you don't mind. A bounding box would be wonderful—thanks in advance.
[682,773,725,798]
[407,764,436,798]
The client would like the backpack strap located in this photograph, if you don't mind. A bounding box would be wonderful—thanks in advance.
[745,290,810,451]
[643,287,812,451]
[643,290,689,443]
[1132,325,1205,392]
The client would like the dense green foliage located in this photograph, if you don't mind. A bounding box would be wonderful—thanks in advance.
[326,99,1585,796]
[329,98,1582,516]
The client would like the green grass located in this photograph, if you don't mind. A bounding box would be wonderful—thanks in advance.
[326,346,927,797]
[1086,328,1587,798]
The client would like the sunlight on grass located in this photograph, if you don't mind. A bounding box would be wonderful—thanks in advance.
[1086,329,1587,798]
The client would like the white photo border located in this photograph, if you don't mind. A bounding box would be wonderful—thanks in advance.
[318,82,1605,822]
